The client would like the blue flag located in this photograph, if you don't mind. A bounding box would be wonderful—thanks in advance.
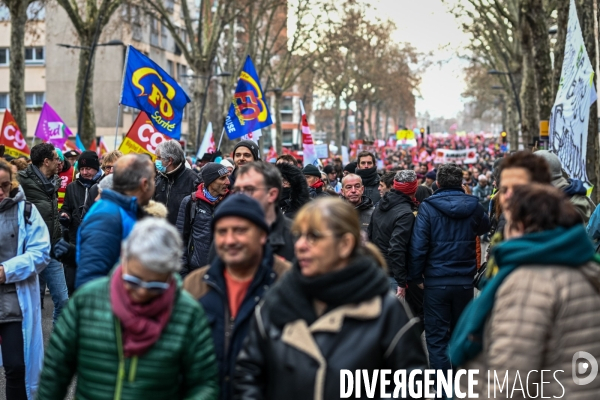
[120,46,190,140]
[225,56,272,140]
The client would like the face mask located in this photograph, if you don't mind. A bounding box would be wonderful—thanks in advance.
[155,160,167,173]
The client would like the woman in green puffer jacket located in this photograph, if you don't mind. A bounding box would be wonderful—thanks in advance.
[37,218,219,400]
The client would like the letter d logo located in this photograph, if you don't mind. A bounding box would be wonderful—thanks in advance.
[572,351,599,385]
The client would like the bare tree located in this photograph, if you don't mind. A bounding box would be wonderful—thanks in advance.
[55,0,122,148]
[1,0,40,137]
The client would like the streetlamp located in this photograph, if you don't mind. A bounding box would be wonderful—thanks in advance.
[488,69,522,124]
[57,38,126,140]
[182,71,232,153]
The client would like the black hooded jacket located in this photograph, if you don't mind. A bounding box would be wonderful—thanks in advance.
[154,162,200,226]
[276,163,310,220]
[368,190,417,286]
[342,195,374,233]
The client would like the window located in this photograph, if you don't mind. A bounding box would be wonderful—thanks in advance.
[167,60,174,77]
[280,112,294,122]
[179,63,187,80]
[282,129,293,145]
[0,4,9,21]
[161,20,169,48]
[0,94,9,110]
[281,97,293,111]
[150,17,160,47]
[0,48,8,66]
[27,1,45,20]
[25,92,44,108]
[165,0,174,12]
[25,47,44,64]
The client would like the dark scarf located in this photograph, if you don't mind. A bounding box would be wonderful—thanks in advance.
[269,254,389,329]
[110,265,176,357]
[32,165,56,198]
[449,225,598,366]
[355,166,379,187]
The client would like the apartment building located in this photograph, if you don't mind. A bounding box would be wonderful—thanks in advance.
[0,1,192,150]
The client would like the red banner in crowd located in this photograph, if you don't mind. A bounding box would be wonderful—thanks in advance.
[1,110,30,158]
[119,112,169,161]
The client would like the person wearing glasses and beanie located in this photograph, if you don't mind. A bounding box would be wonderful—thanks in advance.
[38,218,219,400]
[177,162,230,278]
[184,194,290,400]
[234,197,427,400]
[0,159,50,400]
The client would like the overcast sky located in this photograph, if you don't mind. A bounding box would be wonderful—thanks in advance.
[372,0,470,119]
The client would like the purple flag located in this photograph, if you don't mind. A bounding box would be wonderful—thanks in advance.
[34,102,73,148]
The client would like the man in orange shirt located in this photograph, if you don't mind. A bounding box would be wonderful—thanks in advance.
[183,194,290,400]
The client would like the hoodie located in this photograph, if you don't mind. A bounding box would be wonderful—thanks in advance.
[408,187,490,286]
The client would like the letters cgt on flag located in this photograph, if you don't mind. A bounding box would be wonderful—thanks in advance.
[120,46,190,140]
[1,110,30,158]
[119,111,169,161]
[225,55,272,140]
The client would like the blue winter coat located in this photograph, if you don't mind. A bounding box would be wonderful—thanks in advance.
[75,189,138,288]
[408,188,490,286]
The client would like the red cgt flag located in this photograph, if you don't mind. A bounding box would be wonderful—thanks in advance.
[0,110,30,158]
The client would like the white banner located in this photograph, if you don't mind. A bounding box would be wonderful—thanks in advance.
[433,148,478,165]
[300,101,318,166]
[549,0,597,184]
[315,144,329,159]
[341,145,349,165]
[196,122,215,158]
[241,129,262,144]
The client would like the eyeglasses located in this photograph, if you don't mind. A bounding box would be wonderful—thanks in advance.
[0,181,11,193]
[291,230,336,245]
[231,186,268,195]
[103,165,114,172]
[122,273,170,294]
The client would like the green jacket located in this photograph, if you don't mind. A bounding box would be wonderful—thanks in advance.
[37,277,219,400]
[17,164,61,242]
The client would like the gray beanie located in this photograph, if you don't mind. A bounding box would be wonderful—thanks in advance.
[202,162,230,186]
[535,150,562,179]
[394,170,417,183]
[233,140,260,161]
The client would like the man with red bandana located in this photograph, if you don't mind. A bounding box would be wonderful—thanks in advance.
[302,164,329,199]
[368,170,419,298]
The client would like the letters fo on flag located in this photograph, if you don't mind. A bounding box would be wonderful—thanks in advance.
[120,46,190,140]
[225,55,272,140]
[1,110,30,158]
[119,111,169,161]
[34,102,72,149]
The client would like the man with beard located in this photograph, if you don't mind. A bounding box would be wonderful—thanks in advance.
[177,162,230,278]
[340,174,374,233]
[183,195,290,400]
[231,140,260,186]
[355,151,380,204]
[59,151,101,295]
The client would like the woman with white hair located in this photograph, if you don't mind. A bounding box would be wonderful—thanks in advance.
[37,218,219,400]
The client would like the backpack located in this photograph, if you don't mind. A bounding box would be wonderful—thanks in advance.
[23,201,33,225]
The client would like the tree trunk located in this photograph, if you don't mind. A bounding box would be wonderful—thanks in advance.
[274,91,283,154]
[7,0,29,137]
[341,99,349,146]
[507,101,519,150]
[375,102,381,140]
[519,20,538,148]
[527,0,553,121]
[552,0,570,100]
[366,100,373,139]
[334,94,341,147]
[75,36,97,148]
[358,101,366,140]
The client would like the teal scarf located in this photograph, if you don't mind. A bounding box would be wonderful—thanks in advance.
[449,225,597,366]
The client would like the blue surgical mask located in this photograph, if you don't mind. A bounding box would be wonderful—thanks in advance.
[155,159,167,173]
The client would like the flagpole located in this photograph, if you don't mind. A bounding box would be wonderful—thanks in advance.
[217,127,226,151]
[114,45,131,149]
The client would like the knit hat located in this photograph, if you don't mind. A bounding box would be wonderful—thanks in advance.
[202,162,229,186]
[220,159,234,169]
[535,150,562,179]
[425,170,437,180]
[63,150,80,158]
[393,170,418,196]
[78,151,99,171]
[212,194,269,233]
[343,162,357,174]
[302,164,322,178]
[233,140,260,161]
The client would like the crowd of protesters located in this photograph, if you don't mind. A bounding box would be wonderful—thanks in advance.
[1,135,600,399]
